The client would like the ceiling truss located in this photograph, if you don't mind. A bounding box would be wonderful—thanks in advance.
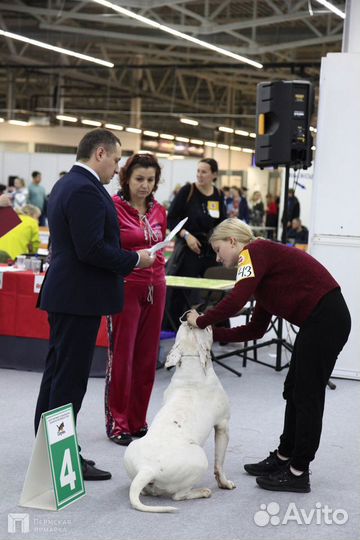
[0,0,345,143]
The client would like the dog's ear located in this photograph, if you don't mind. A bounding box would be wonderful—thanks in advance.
[196,326,213,372]
[165,342,182,369]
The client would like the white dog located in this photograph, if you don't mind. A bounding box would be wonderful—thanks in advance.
[124,323,235,512]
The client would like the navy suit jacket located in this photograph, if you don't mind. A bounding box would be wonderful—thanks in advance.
[39,165,138,316]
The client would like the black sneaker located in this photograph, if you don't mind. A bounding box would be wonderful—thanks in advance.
[244,450,290,476]
[256,465,311,493]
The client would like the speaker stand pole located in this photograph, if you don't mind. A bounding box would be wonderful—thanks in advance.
[281,164,290,243]
[273,164,290,369]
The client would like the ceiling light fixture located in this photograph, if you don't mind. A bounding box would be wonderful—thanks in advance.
[0,118,5,123]
[249,133,256,138]
[235,129,250,137]
[56,114,78,123]
[190,139,204,145]
[126,127,142,133]
[180,118,199,126]
[217,143,229,149]
[9,119,30,126]
[175,136,190,143]
[105,123,123,131]
[314,0,345,19]
[81,119,102,126]
[143,130,159,137]
[0,29,114,68]
[218,126,234,133]
[160,133,175,140]
[242,148,254,153]
[204,141,217,147]
[92,0,263,69]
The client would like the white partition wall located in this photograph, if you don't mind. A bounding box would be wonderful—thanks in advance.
[0,151,76,194]
[309,50,360,379]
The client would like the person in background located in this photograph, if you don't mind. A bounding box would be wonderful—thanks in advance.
[169,183,182,203]
[105,153,167,446]
[28,171,47,226]
[238,186,250,224]
[222,186,233,216]
[228,186,241,217]
[265,193,279,239]
[0,204,40,260]
[0,193,11,207]
[287,218,309,245]
[282,188,300,228]
[34,129,155,481]
[0,184,7,196]
[163,158,226,329]
[7,177,28,211]
[249,190,265,227]
[187,218,351,493]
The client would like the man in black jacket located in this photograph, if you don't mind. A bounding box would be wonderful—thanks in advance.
[35,129,154,480]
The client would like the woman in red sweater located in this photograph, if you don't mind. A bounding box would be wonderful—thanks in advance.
[105,153,167,446]
[187,218,351,493]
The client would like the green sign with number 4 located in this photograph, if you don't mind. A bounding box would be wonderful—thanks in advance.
[43,404,85,510]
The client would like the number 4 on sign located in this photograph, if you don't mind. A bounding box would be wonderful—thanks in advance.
[19,404,85,511]
[60,449,76,490]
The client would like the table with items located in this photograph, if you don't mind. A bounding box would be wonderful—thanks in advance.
[0,266,108,374]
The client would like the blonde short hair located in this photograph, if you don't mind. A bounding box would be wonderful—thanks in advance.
[210,218,256,245]
[20,204,41,219]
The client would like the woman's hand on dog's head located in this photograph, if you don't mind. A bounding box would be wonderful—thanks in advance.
[187,309,200,327]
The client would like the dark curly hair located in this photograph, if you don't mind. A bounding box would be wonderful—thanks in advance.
[199,158,218,175]
[119,153,161,203]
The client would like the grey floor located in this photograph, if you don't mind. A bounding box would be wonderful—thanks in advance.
[1,341,359,540]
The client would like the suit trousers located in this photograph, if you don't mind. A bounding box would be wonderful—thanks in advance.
[34,312,101,433]
[278,289,351,470]
[105,281,166,437]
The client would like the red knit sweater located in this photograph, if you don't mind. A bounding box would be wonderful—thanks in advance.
[196,239,339,342]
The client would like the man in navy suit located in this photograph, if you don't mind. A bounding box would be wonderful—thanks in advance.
[34,129,154,480]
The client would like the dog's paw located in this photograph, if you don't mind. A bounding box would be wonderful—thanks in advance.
[201,488,212,498]
[219,479,236,490]
[224,480,236,489]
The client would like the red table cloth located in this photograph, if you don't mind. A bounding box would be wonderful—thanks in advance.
[0,268,108,347]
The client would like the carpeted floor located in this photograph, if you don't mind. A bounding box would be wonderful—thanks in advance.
[0,340,359,540]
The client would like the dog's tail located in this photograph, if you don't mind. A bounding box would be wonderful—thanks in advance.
[129,467,177,513]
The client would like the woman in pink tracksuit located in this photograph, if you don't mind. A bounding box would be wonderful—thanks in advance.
[105,153,167,446]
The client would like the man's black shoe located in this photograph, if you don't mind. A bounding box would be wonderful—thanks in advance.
[244,450,290,476]
[83,458,95,466]
[132,427,148,438]
[110,433,133,446]
[81,461,112,481]
[256,466,311,493]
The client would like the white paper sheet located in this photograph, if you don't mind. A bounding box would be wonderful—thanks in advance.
[148,217,188,256]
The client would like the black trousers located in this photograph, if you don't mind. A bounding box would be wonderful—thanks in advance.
[278,289,351,470]
[163,247,218,330]
[34,312,101,433]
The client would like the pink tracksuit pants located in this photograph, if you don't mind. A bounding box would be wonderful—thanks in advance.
[105,280,166,437]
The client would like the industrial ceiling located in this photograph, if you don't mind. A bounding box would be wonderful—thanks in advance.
[0,1,345,148]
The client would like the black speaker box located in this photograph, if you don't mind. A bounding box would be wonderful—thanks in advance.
[255,80,314,169]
